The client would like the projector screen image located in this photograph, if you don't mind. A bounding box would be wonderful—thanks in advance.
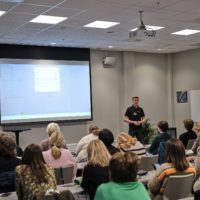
[0,59,92,124]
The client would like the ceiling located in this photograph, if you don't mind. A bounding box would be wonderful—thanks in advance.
[1,0,200,53]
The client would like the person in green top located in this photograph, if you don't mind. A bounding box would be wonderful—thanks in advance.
[94,152,150,200]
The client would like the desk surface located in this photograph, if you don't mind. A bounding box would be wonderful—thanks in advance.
[0,184,83,200]
[138,170,155,184]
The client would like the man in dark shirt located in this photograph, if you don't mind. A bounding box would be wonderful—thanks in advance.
[124,96,145,143]
[149,120,171,155]
[179,119,197,148]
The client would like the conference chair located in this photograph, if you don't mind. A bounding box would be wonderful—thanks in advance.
[163,173,195,200]
[139,155,158,171]
[54,165,74,185]
[186,139,196,150]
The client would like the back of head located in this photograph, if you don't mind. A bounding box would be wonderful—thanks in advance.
[87,139,111,167]
[158,120,169,132]
[0,133,16,157]
[99,128,114,146]
[117,132,137,149]
[165,138,189,171]
[183,119,194,131]
[50,131,64,159]
[22,144,48,183]
[46,122,60,137]
[88,124,99,136]
[110,152,138,182]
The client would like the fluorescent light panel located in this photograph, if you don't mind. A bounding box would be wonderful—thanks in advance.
[84,21,119,29]
[131,25,164,32]
[171,29,200,35]
[0,11,6,16]
[30,15,67,24]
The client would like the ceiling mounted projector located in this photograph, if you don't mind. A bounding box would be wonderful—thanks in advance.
[129,11,156,41]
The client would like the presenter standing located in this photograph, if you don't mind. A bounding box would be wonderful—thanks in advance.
[124,96,145,143]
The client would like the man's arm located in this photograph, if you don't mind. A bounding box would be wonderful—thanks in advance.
[124,116,140,126]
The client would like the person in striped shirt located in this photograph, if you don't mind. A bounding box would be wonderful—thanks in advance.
[148,138,196,198]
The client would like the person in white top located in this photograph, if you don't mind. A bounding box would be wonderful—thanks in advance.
[76,125,99,162]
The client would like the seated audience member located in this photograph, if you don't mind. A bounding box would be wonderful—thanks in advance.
[40,122,67,151]
[98,128,120,155]
[191,123,200,154]
[94,152,150,200]
[15,144,56,200]
[117,132,146,158]
[42,131,76,175]
[81,139,110,200]
[148,139,196,198]
[179,118,197,148]
[149,120,171,155]
[76,124,99,162]
[0,133,22,193]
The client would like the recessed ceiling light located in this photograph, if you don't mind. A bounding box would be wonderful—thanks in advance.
[171,29,200,35]
[84,21,119,29]
[0,11,6,16]
[0,0,23,2]
[157,48,161,51]
[50,42,56,45]
[130,25,164,31]
[146,25,164,30]
[30,15,67,24]
[108,45,114,49]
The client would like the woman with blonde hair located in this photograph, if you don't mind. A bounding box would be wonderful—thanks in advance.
[81,139,111,200]
[40,122,67,151]
[117,132,146,157]
[42,131,76,174]
[76,124,99,162]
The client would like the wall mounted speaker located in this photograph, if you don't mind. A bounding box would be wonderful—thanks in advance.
[103,56,116,65]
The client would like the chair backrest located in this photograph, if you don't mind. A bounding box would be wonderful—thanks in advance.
[54,165,74,185]
[186,139,196,150]
[139,155,158,171]
[163,173,195,200]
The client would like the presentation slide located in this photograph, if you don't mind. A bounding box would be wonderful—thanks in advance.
[0,59,92,124]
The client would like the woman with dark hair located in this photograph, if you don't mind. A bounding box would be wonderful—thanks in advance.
[0,133,22,193]
[94,152,150,200]
[148,138,196,198]
[98,129,120,155]
[15,144,56,200]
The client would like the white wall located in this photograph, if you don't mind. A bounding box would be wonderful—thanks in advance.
[173,49,200,135]
[1,50,172,149]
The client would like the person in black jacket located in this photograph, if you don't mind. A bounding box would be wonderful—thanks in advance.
[0,133,22,193]
[98,129,120,155]
[81,139,111,200]
[179,119,197,148]
[149,121,171,155]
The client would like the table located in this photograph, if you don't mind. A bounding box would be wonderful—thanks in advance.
[138,170,155,185]
[0,184,83,200]
[3,129,31,146]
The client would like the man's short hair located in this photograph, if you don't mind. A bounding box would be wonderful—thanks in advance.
[158,120,169,132]
[109,152,138,182]
[132,96,139,100]
[183,119,194,131]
